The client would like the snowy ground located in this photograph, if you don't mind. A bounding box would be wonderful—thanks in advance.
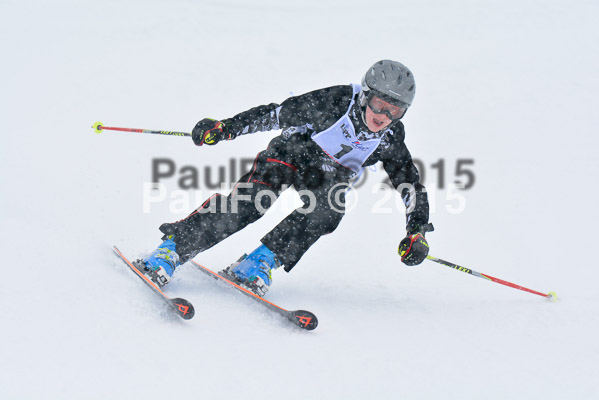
[2,0,598,399]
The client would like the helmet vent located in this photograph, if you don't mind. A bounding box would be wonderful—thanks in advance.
[362,60,415,108]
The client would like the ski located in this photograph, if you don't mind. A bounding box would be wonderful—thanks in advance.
[113,246,195,320]
[190,260,317,330]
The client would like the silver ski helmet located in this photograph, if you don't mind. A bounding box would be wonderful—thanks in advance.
[359,60,416,120]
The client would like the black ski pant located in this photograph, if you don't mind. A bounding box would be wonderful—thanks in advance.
[159,134,352,271]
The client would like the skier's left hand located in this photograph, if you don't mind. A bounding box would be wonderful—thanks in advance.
[398,233,429,266]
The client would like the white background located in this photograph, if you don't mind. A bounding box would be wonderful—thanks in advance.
[1,0,598,399]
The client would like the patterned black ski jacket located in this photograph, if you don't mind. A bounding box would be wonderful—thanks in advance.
[220,84,430,234]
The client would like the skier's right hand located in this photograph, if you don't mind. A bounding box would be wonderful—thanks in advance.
[192,118,229,146]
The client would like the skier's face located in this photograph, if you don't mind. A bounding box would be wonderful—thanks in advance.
[365,96,406,132]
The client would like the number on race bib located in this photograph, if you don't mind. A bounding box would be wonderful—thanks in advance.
[334,144,353,159]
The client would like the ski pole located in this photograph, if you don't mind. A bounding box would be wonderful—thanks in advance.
[426,255,557,301]
[91,121,191,137]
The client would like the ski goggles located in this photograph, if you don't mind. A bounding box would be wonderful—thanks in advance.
[367,95,407,120]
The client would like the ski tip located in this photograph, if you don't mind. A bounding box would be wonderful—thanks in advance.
[547,291,558,302]
[289,310,318,331]
[170,298,195,320]
[112,246,126,259]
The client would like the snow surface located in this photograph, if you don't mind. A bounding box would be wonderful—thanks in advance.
[1,0,598,399]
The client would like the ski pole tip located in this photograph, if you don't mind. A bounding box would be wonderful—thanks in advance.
[547,291,558,302]
[92,121,104,134]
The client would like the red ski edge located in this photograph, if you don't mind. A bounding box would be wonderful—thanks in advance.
[113,246,195,320]
[190,260,317,330]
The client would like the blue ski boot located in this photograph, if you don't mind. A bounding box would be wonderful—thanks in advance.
[223,244,281,297]
[139,236,180,288]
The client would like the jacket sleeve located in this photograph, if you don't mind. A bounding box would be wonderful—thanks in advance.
[221,103,281,139]
[381,129,431,234]
[221,85,354,138]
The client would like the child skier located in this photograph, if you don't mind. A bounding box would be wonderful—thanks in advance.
[140,60,433,296]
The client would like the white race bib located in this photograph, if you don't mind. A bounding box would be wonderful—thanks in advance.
[310,84,382,173]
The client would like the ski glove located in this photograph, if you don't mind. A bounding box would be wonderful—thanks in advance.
[398,223,434,266]
[192,118,232,146]
[398,233,429,266]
